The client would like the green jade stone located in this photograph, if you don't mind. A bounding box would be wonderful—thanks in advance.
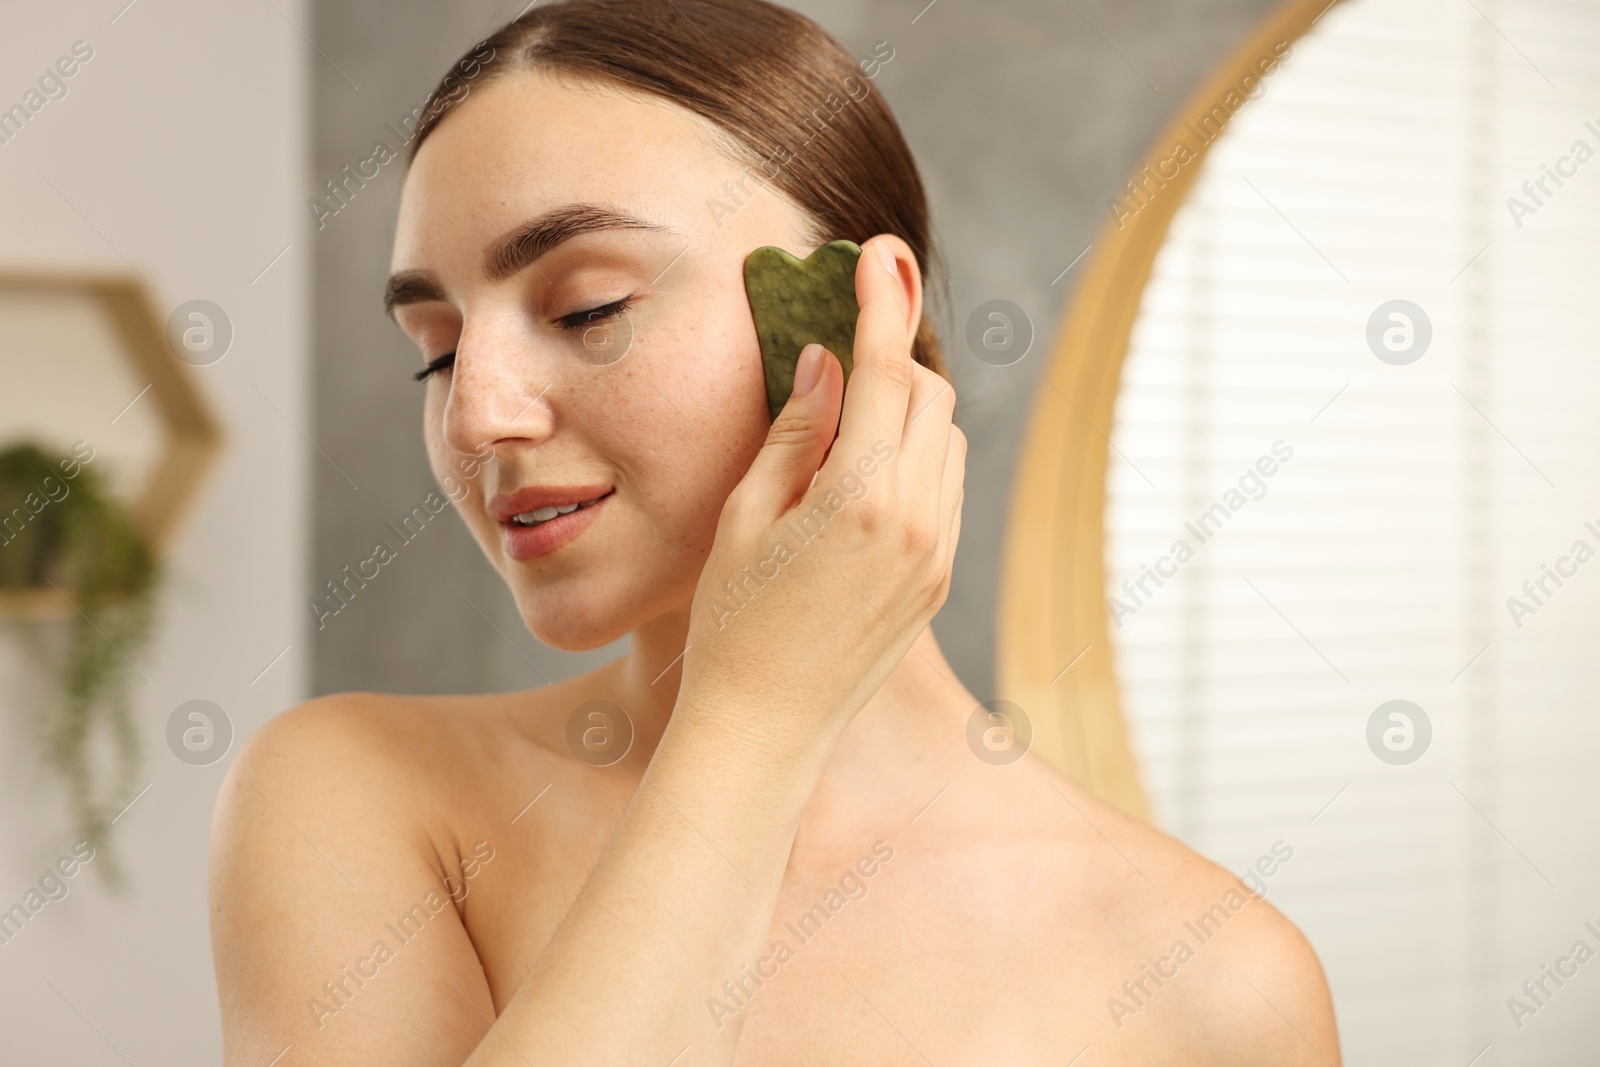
[743,239,862,422]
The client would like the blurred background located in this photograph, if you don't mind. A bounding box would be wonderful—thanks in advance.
[1,0,1597,1062]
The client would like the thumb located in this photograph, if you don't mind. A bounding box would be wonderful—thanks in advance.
[738,343,841,520]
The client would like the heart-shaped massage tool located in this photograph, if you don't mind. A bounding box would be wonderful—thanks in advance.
[743,239,863,422]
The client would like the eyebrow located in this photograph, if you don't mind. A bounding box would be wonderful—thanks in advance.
[384,203,673,319]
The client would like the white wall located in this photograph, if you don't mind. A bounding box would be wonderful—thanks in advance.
[0,1,307,1062]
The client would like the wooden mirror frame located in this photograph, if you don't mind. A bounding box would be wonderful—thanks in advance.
[0,273,224,618]
[997,0,1344,821]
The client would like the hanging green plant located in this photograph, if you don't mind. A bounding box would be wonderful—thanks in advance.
[0,440,158,890]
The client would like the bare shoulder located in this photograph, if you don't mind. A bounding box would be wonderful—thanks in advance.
[212,691,474,871]
[215,681,586,823]
[207,691,522,1066]
[225,690,437,778]
[219,690,489,802]
[1018,764,1341,1065]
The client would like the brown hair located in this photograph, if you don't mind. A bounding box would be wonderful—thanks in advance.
[405,0,947,380]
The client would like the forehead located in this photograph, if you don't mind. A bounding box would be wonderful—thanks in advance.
[392,69,757,270]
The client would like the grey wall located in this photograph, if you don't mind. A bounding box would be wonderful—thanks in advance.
[309,0,1281,700]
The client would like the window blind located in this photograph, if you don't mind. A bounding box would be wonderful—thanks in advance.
[1104,0,1600,1061]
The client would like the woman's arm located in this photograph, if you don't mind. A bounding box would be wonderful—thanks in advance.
[469,695,833,1065]
[212,234,965,1066]
[209,695,505,1066]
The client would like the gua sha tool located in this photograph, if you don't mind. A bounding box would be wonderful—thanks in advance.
[742,239,863,422]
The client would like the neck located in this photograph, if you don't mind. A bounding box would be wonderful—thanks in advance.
[607,602,978,793]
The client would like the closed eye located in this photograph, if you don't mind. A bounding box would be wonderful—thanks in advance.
[556,293,636,332]
[414,352,455,381]
[412,294,638,382]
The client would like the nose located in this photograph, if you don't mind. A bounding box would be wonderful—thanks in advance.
[440,313,555,459]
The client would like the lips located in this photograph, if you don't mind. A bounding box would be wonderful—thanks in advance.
[505,492,609,528]
[493,484,615,561]
[489,484,615,524]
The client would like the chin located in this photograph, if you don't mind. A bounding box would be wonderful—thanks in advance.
[507,575,684,653]
[507,588,628,651]
[539,632,621,653]
[524,613,630,652]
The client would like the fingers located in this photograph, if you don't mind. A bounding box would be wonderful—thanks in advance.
[898,362,954,491]
[824,236,915,485]
[933,424,967,571]
[731,344,843,521]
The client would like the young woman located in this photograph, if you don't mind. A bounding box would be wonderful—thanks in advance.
[209,1,1340,1063]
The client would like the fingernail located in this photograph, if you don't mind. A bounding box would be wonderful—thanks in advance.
[793,343,824,397]
[875,239,896,276]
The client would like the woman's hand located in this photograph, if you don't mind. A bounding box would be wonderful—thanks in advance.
[677,234,966,751]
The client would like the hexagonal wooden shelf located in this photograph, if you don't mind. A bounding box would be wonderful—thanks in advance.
[0,272,224,618]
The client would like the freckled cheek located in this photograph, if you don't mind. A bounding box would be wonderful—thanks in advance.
[584,386,739,533]
[633,308,771,459]
[597,321,771,541]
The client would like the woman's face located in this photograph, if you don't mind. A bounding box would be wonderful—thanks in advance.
[388,70,823,650]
